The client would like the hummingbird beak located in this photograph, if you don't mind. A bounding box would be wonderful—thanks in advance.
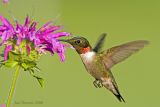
[58,39,69,43]
[58,39,75,50]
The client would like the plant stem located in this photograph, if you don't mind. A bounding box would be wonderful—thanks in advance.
[6,65,20,107]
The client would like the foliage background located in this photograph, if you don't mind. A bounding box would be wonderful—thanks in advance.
[0,0,159,107]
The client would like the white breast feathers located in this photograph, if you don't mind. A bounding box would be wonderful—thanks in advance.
[80,51,96,61]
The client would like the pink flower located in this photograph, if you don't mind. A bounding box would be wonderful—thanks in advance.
[0,104,6,107]
[4,44,12,60]
[0,15,71,107]
[2,0,9,4]
[0,15,71,61]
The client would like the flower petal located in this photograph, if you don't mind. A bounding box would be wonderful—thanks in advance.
[58,52,65,62]
[0,15,13,29]
[26,44,31,55]
[53,32,71,38]
[3,0,9,4]
[24,15,30,27]
[0,104,6,107]
[4,45,12,60]
[0,15,71,62]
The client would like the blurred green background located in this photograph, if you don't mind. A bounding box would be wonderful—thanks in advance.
[0,0,159,107]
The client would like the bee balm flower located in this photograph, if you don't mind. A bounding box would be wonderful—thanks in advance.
[2,0,9,4]
[0,15,70,107]
[0,15,70,62]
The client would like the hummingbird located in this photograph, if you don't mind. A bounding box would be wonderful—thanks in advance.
[59,33,149,102]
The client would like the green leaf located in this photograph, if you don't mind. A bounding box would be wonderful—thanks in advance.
[21,63,28,70]
[29,50,39,61]
[8,51,20,61]
[0,53,4,57]
[34,76,44,87]
[21,60,36,70]
[37,77,44,88]
[29,70,44,87]
[0,60,5,68]
[34,66,41,72]
[4,60,18,68]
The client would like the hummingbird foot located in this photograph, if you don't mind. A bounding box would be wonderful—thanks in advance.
[93,79,103,88]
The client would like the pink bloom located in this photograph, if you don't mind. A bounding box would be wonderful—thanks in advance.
[2,0,9,4]
[0,15,14,43]
[0,104,6,107]
[4,45,12,60]
[26,44,31,55]
[0,15,71,61]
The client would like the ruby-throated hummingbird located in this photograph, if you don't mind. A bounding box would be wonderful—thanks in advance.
[59,33,149,102]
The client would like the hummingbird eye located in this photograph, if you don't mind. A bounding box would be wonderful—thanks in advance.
[75,40,81,44]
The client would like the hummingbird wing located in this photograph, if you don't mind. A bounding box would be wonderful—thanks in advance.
[93,33,107,53]
[100,40,149,69]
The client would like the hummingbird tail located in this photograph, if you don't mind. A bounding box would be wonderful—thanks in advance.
[102,77,125,102]
[112,82,125,102]
[113,92,125,102]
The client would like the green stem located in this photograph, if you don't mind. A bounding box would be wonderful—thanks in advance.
[6,65,20,107]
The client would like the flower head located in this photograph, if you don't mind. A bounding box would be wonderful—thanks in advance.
[0,14,70,107]
[0,15,70,87]
[0,104,6,107]
[0,15,70,62]
[2,0,9,4]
